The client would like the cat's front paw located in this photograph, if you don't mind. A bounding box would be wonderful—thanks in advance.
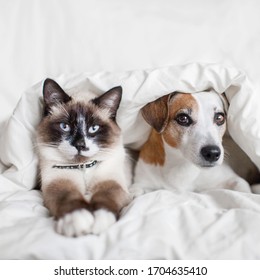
[56,209,94,237]
[92,209,116,235]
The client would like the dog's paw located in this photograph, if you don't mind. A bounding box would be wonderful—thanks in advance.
[92,209,116,235]
[224,178,251,193]
[56,209,94,237]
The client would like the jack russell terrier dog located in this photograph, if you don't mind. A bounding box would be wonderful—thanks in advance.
[133,90,260,194]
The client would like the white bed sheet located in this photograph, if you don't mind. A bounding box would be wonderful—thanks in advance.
[1,0,260,260]
[1,188,260,259]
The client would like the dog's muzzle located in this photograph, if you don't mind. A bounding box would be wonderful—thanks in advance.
[200,145,221,164]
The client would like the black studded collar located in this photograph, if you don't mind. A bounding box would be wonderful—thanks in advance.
[52,160,98,170]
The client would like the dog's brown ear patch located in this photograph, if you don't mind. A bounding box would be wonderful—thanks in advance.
[141,94,171,133]
[140,129,165,165]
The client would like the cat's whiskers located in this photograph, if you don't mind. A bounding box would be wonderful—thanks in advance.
[98,148,115,156]
[33,142,59,150]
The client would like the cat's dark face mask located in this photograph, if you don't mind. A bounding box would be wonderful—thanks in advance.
[37,78,122,163]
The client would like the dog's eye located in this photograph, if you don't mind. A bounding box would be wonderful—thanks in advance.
[59,122,71,132]
[175,113,193,126]
[214,113,225,126]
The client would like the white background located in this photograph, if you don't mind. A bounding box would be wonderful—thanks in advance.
[1,0,260,128]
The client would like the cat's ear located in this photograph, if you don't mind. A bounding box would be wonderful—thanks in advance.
[42,78,71,115]
[93,86,122,119]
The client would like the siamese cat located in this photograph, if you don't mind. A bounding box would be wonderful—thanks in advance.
[36,79,132,237]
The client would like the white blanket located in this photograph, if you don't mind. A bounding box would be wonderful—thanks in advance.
[1,63,260,259]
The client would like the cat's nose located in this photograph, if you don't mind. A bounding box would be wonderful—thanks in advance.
[74,139,89,152]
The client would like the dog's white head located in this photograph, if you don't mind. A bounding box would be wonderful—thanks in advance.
[142,90,227,167]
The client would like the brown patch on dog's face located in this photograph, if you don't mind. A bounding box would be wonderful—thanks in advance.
[139,93,197,165]
[139,129,165,166]
[162,93,198,148]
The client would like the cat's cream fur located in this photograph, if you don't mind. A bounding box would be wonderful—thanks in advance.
[36,79,132,237]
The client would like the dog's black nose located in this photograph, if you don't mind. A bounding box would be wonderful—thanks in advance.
[200,145,221,163]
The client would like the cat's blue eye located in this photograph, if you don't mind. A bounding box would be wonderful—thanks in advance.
[59,122,71,132]
[88,125,100,134]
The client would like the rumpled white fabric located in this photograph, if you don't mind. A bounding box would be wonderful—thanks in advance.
[1,63,260,259]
